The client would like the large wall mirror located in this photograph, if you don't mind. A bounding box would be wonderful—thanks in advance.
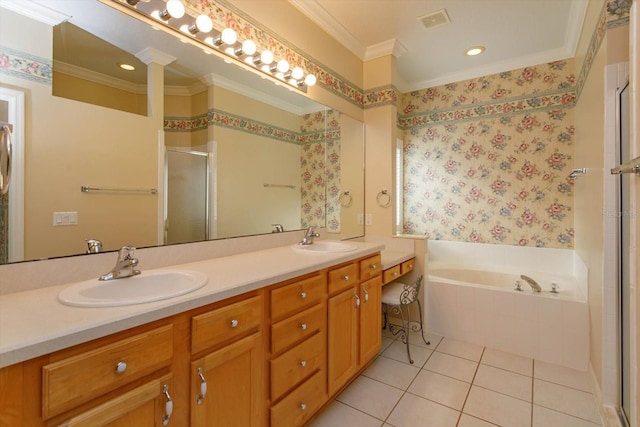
[0,0,365,264]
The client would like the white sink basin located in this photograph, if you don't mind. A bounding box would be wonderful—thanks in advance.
[58,270,208,308]
[292,241,357,253]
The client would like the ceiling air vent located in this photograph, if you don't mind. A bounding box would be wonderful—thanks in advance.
[418,8,450,29]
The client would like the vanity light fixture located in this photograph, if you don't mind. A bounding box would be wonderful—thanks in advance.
[109,0,316,92]
[234,39,257,58]
[465,45,485,56]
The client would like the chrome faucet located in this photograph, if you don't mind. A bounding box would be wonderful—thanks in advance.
[520,274,542,293]
[299,226,320,245]
[86,239,103,254]
[99,246,141,281]
[272,224,284,233]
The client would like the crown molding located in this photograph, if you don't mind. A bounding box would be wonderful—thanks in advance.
[288,0,366,59]
[0,0,69,25]
[564,0,589,57]
[365,38,407,61]
[53,60,148,94]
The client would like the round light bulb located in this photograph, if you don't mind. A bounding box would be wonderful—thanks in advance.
[465,46,485,56]
[291,66,304,80]
[196,15,213,33]
[276,59,289,73]
[241,40,257,56]
[220,28,237,45]
[165,0,185,19]
[260,50,274,65]
[304,74,317,87]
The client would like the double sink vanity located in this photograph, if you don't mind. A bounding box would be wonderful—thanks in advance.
[0,240,416,426]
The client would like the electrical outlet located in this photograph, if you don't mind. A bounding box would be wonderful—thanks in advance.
[357,213,364,225]
[365,213,372,226]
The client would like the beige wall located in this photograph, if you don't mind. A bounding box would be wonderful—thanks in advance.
[574,0,607,389]
[53,72,147,116]
[1,10,159,260]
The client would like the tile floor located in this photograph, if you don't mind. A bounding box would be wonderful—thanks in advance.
[310,329,603,427]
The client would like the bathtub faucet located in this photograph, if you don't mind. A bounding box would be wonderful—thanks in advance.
[520,274,542,293]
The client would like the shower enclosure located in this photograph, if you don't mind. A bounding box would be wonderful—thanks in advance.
[165,148,211,245]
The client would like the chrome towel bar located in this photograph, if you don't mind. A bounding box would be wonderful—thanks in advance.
[611,156,640,175]
[81,186,158,194]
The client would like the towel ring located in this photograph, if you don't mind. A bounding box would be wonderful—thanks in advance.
[339,190,353,207]
[376,189,391,207]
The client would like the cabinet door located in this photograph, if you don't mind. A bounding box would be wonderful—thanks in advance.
[327,287,358,396]
[190,333,263,427]
[57,374,173,427]
[359,275,382,365]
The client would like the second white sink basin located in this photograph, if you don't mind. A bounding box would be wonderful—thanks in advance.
[292,241,357,253]
[58,270,208,308]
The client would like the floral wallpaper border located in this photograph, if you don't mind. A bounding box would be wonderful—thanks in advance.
[164,108,341,146]
[0,45,52,85]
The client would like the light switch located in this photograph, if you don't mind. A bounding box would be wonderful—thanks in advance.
[53,212,78,226]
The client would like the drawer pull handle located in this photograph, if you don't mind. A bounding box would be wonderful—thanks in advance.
[343,275,349,281]
[299,291,307,299]
[230,319,239,328]
[300,360,307,367]
[371,264,377,270]
[362,287,369,303]
[299,403,307,411]
[162,384,173,425]
[393,271,399,276]
[300,323,307,331]
[407,264,413,269]
[115,361,127,374]
[197,368,207,405]
[354,291,361,308]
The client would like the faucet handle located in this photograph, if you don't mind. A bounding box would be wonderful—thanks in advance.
[118,246,136,260]
[514,280,523,291]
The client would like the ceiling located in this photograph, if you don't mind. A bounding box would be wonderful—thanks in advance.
[288,0,589,91]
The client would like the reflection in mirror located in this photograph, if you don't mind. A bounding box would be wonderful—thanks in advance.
[0,0,364,265]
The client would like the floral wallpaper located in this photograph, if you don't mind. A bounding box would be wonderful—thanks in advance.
[299,109,341,232]
[0,45,52,84]
[399,61,576,248]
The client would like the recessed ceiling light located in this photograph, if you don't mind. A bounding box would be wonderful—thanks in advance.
[465,46,485,56]
[118,63,135,71]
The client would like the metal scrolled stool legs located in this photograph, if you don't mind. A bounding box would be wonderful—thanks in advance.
[381,275,429,364]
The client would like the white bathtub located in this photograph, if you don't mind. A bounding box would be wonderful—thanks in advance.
[425,263,589,370]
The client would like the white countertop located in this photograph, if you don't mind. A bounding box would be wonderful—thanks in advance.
[381,250,415,270]
[0,241,383,368]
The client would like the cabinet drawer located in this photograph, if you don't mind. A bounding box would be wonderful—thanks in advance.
[383,265,401,284]
[192,295,262,354]
[271,273,326,321]
[271,332,325,401]
[270,370,325,427]
[360,254,382,281]
[271,303,325,354]
[328,262,358,294]
[401,258,415,274]
[42,325,173,419]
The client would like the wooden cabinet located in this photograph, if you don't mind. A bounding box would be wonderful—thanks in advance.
[383,257,415,284]
[55,374,173,427]
[327,254,382,396]
[190,333,263,427]
[268,273,327,427]
[190,294,264,427]
[0,251,384,427]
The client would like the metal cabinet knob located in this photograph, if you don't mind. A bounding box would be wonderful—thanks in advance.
[300,360,307,367]
[300,323,307,331]
[115,361,127,374]
[299,403,307,411]
[230,319,239,328]
[299,291,307,299]
[342,275,349,281]
[371,264,377,270]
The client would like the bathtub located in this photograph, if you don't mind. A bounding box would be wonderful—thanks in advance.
[425,263,589,371]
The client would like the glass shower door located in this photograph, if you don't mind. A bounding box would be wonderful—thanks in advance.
[166,149,210,245]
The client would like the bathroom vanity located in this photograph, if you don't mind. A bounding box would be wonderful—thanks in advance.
[0,241,384,426]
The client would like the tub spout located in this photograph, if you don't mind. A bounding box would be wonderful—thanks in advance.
[520,274,542,292]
